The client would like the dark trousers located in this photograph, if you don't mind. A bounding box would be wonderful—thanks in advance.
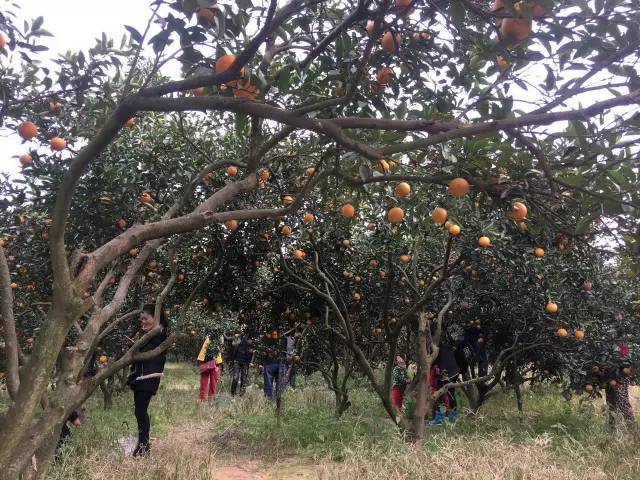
[263,363,285,399]
[231,362,250,396]
[133,390,153,450]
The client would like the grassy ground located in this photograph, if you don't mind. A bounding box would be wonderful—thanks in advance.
[18,362,637,479]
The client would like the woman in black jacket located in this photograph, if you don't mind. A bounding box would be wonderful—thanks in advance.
[128,304,168,457]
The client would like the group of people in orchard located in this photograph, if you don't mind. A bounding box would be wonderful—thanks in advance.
[53,303,635,461]
[195,323,303,402]
[390,324,488,424]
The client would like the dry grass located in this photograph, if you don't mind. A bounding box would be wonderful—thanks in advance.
[318,432,640,480]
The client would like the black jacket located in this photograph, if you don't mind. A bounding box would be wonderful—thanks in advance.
[130,330,167,394]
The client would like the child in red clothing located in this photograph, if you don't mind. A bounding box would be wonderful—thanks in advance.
[391,355,408,411]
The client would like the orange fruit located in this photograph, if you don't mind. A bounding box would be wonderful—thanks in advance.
[226,165,238,176]
[17,121,38,140]
[556,328,568,337]
[115,219,127,230]
[491,0,504,10]
[387,207,404,224]
[448,224,461,236]
[233,79,260,100]
[394,182,411,198]
[381,32,401,53]
[400,254,410,264]
[19,154,33,167]
[377,159,390,173]
[623,367,632,377]
[305,166,316,176]
[582,281,593,292]
[431,207,448,224]
[258,169,270,181]
[396,0,412,5]
[191,87,206,96]
[376,67,394,85]
[585,384,593,393]
[448,177,470,197]
[341,203,356,218]
[98,355,108,364]
[354,275,362,283]
[281,225,293,236]
[342,239,351,248]
[226,219,238,230]
[500,18,532,42]
[215,54,239,75]
[50,137,67,151]
[478,236,491,247]
[123,117,137,128]
[575,329,585,340]
[280,195,294,206]
[303,212,314,224]
[178,273,186,282]
[545,302,558,314]
[508,201,528,220]
[534,247,545,258]
[10,282,18,289]
[196,7,216,24]
[139,192,153,203]
[0,33,6,49]
[128,248,139,257]
[293,249,306,259]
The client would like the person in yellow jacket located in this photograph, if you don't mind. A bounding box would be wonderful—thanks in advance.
[197,335,223,402]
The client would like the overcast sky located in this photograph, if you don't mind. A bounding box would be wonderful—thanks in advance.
[1,0,154,175]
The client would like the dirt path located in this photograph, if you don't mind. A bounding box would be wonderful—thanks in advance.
[211,457,324,480]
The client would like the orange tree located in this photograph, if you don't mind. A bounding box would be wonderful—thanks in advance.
[1,0,640,475]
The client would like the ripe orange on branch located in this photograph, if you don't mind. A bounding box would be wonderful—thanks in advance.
[448,177,470,197]
[215,54,244,76]
[225,219,238,231]
[534,247,545,258]
[283,195,294,206]
[19,154,33,167]
[139,192,153,204]
[341,203,356,218]
[556,328,568,337]
[196,7,216,24]
[448,224,461,236]
[508,201,528,220]
[500,18,532,41]
[303,212,314,224]
[50,137,67,151]
[17,121,38,140]
[545,301,558,314]
[387,207,404,224]
[226,165,238,176]
[376,67,394,86]
[124,117,136,128]
[381,32,401,54]
[98,355,108,364]
[575,329,585,340]
[394,182,411,198]
[478,236,491,248]
[431,207,447,224]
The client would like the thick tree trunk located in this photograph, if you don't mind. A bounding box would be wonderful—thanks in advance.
[514,383,524,421]
[410,313,433,442]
